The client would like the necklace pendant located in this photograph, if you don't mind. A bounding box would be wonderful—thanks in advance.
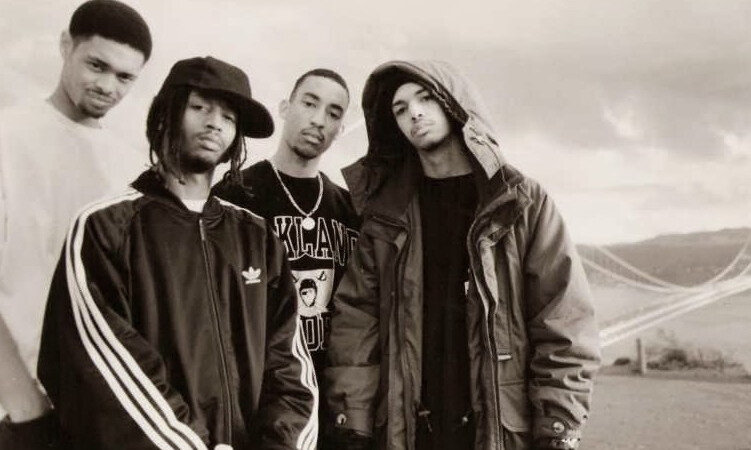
[301,216,316,231]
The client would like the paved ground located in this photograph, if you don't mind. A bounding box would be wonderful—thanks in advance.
[581,374,751,450]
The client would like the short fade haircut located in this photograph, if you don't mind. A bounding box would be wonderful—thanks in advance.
[289,68,349,100]
[69,0,152,61]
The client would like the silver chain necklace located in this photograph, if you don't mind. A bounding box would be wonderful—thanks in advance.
[270,161,323,231]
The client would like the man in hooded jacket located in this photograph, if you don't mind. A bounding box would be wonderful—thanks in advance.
[324,60,601,450]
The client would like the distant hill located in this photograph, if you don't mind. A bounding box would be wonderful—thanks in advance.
[579,227,751,286]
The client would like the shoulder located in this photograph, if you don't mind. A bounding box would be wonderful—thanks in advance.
[0,100,46,119]
[498,163,548,204]
[0,101,53,137]
[239,159,274,187]
[213,160,273,204]
[484,165,555,237]
[321,172,358,208]
[321,172,361,228]
[498,166,572,245]
[80,188,143,220]
[321,172,349,196]
[73,189,144,250]
[215,196,268,230]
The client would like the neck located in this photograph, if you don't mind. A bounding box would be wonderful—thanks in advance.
[270,146,320,178]
[48,83,101,128]
[416,133,472,178]
[162,169,214,201]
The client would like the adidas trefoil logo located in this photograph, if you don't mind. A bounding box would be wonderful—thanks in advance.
[242,266,262,285]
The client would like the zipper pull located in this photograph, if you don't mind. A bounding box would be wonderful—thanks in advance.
[417,408,433,433]
[199,218,207,241]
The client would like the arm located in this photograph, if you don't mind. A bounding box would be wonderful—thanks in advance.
[0,317,51,421]
[0,133,52,432]
[324,229,380,438]
[37,208,210,450]
[255,228,317,450]
[523,190,601,450]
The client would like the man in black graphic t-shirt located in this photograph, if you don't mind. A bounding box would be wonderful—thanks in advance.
[213,68,360,434]
[221,165,359,357]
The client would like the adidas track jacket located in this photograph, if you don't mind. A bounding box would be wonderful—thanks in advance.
[38,170,318,450]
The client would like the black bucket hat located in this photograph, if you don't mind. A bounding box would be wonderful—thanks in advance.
[161,56,274,138]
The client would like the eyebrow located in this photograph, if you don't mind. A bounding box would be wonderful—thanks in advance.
[302,92,345,113]
[300,92,320,102]
[329,104,344,114]
[87,55,137,80]
[86,56,110,69]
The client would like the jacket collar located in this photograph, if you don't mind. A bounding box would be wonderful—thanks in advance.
[343,154,421,224]
[343,144,528,228]
[131,169,224,219]
[350,59,526,224]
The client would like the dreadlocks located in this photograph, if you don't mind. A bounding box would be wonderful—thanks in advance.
[145,86,247,185]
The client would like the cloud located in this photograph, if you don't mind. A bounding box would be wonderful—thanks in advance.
[1,0,748,243]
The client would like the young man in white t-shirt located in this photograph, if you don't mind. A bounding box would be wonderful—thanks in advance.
[0,1,151,447]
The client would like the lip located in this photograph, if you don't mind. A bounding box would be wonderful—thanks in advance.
[301,129,324,144]
[86,91,115,107]
[411,123,432,137]
[196,135,222,151]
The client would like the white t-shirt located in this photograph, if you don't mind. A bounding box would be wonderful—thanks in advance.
[0,100,146,379]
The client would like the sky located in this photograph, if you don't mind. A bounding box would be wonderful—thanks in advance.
[1,0,749,244]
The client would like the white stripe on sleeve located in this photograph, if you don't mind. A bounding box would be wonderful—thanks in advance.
[65,191,207,450]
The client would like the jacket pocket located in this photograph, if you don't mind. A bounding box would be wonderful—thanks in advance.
[498,381,531,432]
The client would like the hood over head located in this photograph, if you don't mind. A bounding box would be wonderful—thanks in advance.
[347,60,509,212]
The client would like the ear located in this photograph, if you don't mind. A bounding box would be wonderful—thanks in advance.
[330,122,344,142]
[278,99,289,120]
[59,31,73,59]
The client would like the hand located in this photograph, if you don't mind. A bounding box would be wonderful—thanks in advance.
[6,389,51,423]
[0,411,60,450]
[0,316,51,423]
[534,436,580,450]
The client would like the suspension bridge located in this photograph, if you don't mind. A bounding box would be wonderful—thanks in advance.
[579,235,751,347]
[338,117,751,349]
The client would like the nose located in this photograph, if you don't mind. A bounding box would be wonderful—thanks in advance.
[93,73,116,95]
[310,106,326,127]
[408,102,424,121]
[205,108,223,131]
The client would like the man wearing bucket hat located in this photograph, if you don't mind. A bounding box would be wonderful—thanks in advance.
[37,56,318,450]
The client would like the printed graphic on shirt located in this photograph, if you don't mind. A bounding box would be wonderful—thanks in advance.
[273,215,359,353]
[292,267,334,352]
[293,268,334,316]
[273,216,359,268]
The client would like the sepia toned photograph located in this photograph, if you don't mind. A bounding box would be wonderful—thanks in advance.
[0,1,749,449]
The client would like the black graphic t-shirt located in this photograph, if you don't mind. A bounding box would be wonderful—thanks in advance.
[213,160,360,376]
[417,173,478,450]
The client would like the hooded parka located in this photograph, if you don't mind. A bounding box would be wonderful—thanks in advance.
[324,61,600,450]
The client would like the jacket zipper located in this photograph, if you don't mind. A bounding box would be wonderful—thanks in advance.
[467,216,505,450]
[199,218,233,444]
[395,232,414,450]
[369,214,416,449]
